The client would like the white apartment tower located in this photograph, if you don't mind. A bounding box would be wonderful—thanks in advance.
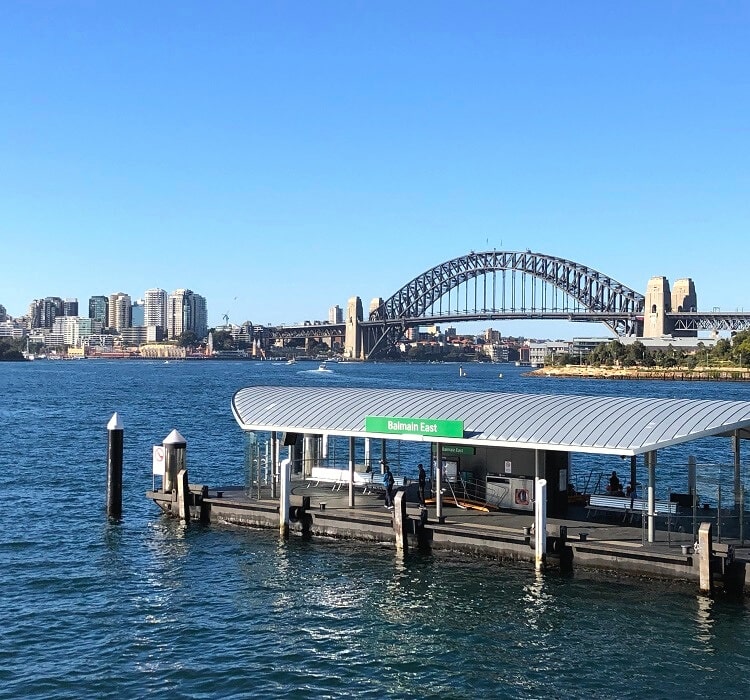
[144,288,168,331]
[167,289,208,340]
[107,292,132,331]
[328,305,343,324]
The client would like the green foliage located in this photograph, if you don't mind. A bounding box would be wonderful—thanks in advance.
[177,331,198,348]
[731,331,750,366]
[0,338,26,361]
[211,330,235,351]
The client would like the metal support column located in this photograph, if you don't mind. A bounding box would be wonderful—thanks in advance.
[733,430,741,513]
[364,438,371,471]
[436,443,444,522]
[647,451,656,543]
[348,436,355,508]
[271,431,278,499]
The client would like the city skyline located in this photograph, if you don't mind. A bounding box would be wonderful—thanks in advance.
[1,3,748,338]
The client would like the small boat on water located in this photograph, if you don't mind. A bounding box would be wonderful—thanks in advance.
[317,362,333,373]
[286,357,297,365]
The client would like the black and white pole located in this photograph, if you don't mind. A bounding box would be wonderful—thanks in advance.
[106,412,124,519]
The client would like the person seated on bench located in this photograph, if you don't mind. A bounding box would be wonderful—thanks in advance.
[606,470,624,496]
[626,482,638,498]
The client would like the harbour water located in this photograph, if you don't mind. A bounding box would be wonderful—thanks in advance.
[2,360,750,699]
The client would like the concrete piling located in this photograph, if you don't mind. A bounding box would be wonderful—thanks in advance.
[394,490,408,552]
[698,521,713,595]
[534,478,548,571]
[176,468,190,522]
[106,412,124,519]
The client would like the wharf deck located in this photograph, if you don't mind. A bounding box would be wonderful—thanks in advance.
[147,481,750,590]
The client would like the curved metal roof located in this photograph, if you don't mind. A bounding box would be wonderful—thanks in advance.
[231,385,750,456]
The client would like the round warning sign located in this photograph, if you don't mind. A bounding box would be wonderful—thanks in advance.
[152,445,165,475]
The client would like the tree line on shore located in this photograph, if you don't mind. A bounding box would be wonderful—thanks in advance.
[550,331,750,369]
[0,338,25,361]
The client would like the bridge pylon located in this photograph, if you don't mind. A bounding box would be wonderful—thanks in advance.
[344,296,364,360]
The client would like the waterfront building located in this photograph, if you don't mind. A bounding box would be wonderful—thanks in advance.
[29,329,64,348]
[120,326,149,347]
[108,292,132,331]
[88,296,108,325]
[144,288,168,332]
[82,334,115,350]
[51,317,100,347]
[0,320,25,340]
[483,342,510,362]
[525,341,572,366]
[166,289,208,340]
[139,343,187,359]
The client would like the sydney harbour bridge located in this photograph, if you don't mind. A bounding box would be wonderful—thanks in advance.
[260,251,750,360]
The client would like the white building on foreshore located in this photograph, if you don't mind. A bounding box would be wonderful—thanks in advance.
[52,316,101,346]
[523,341,572,367]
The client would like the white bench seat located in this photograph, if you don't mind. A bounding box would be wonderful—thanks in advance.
[587,494,677,522]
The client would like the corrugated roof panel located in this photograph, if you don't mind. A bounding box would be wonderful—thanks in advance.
[555,395,624,448]
[231,386,750,455]
[589,397,652,449]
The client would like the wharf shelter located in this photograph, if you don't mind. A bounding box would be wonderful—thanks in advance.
[230,386,750,535]
[149,385,750,593]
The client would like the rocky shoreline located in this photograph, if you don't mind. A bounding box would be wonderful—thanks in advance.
[525,365,750,381]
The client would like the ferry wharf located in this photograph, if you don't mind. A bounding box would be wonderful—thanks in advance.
[146,385,750,597]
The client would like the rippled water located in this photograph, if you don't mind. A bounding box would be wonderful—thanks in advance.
[1,360,750,699]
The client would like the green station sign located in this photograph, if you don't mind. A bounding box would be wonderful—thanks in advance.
[365,415,464,439]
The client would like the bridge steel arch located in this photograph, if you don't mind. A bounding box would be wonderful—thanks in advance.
[364,251,645,358]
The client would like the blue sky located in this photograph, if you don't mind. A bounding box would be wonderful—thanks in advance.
[2,2,748,339]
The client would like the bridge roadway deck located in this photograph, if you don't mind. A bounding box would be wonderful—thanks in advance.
[155,480,750,590]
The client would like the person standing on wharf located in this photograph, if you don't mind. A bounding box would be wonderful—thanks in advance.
[418,463,426,505]
[383,464,395,509]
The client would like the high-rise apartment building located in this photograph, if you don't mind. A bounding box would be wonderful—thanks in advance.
[131,300,145,327]
[63,298,79,316]
[328,305,343,324]
[108,292,132,331]
[88,296,108,325]
[166,289,208,340]
[144,288,168,331]
[28,297,63,329]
